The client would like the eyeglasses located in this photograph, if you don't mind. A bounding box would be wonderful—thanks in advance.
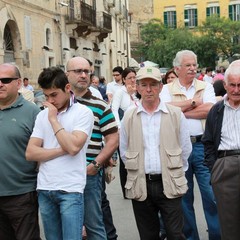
[113,74,120,77]
[67,69,92,75]
[0,77,19,84]
[180,64,198,68]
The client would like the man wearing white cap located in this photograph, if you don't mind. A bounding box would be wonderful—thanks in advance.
[119,66,192,239]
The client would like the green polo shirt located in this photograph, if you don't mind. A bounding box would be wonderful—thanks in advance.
[0,94,40,196]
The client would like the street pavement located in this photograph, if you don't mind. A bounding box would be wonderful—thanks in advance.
[40,166,209,239]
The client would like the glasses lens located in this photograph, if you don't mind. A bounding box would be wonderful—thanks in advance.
[0,78,18,84]
[69,69,91,75]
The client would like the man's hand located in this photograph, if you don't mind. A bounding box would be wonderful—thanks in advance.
[87,163,99,175]
[43,101,58,123]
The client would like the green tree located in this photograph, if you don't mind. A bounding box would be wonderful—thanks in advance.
[198,15,240,63]
[137,15,240,68]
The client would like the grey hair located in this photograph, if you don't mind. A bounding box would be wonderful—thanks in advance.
[173,50,197,67]
[224,60,240,84]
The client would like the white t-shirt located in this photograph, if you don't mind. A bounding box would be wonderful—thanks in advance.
[106,80,123,96]
[32,102,94,193]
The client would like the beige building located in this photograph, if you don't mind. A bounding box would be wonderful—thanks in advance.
[0,0,131,87]
[128,0,153,63]
[154,0,235,28]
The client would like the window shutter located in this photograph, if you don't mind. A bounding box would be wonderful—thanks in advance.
[217,6,220,16]
[173,11,177,28]
[164,12,168,27]
[184,9,188,27]
[229,5,233,20]
[195,9,198,26]
[206,7,210,17]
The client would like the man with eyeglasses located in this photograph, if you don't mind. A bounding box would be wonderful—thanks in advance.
[106,66,123,104]
[0,63,41,239]
[66,57,119,240]
[160,50,220,240]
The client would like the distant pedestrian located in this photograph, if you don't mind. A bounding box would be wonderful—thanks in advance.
[99,76,108,102]
[23,77,34,91]
[0,63,41,240]
[120,66,192,239]
[26,66,94,240]
[106,66,123,104]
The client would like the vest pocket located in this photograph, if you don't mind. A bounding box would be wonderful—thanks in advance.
[125,151,139,169]
[124,152,142,199]
[165,148,183,168]
[165,148,188,197]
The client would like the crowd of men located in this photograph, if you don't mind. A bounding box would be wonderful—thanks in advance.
[0,49,240,240]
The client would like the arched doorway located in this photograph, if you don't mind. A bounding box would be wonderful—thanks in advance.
[3,24,14,63]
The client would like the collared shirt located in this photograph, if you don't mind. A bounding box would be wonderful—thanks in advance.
[160,79,216,136]
[106,80,123,96]
[218,96,240,150]
[0,95,40,196]
[120,100,191,174]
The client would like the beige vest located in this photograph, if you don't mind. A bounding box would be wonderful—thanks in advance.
[123,103,188,201]
[167,79,207,129]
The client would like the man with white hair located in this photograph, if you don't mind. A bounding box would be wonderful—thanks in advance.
[160,50,221,240]
[202,60,240,240]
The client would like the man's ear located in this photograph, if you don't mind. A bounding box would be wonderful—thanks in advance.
[65,83,71,92]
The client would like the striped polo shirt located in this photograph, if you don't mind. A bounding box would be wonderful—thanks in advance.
[76,90,118,162]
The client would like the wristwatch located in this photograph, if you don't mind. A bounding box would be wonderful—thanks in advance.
[91,160,102,171]
[191,100,196,108]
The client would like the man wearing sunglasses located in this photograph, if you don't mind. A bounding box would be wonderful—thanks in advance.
[0,63,41,239]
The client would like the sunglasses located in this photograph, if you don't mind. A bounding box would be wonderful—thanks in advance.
[0,77,19,84]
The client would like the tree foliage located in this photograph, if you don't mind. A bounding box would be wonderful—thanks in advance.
[137,15,240,68]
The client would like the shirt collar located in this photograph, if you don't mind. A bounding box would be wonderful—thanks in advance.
[137,99,168,114]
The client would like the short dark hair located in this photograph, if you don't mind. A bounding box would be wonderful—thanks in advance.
[23,77,28,81]
[112,66,123,74]
[205,67,213,73]
[38,67,68,91]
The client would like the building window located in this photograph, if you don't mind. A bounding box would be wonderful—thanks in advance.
[229,4,240,21]
[206,6,220,17]
[164,11,177,28]
[184,9,198,28]
[46,28,51,47]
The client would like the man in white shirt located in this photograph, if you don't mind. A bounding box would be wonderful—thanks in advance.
[106,66,123,104]
[160,50,220,240]
[26,67,94,240]
[120,66,192,239]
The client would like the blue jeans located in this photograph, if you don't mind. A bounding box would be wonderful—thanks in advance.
[84,173,107,240]
[38,190,84,240]
[182,142,220,240]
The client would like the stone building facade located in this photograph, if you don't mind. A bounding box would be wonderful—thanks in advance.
[0,0,131,88]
